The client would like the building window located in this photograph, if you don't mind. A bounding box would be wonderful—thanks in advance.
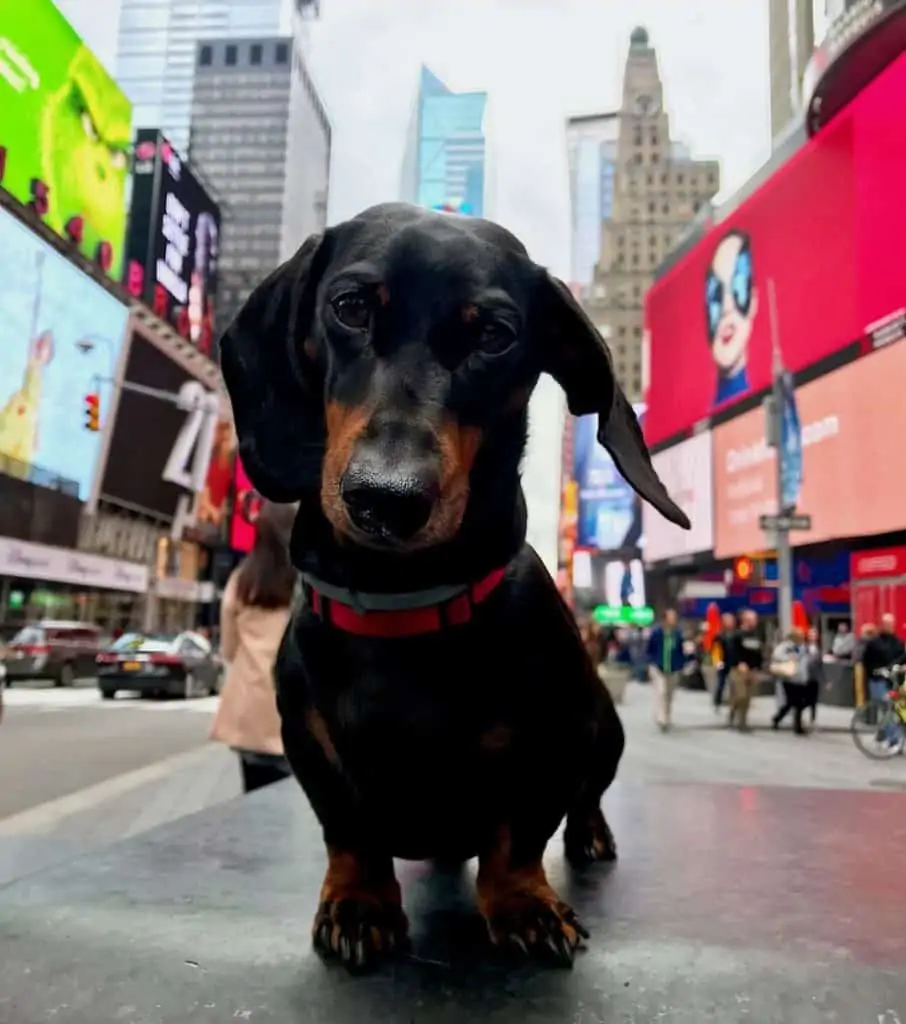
[250,43,263,65]
[651,151,660,164]
[647,201,655,215]
[225,44,237,66]
[693,200,701,213]
[618,326,626,337]
[676,173,684,185]
[662,202,669,215]
[199,44,212,66]
[275,42,289,64]
[634,326,642,338]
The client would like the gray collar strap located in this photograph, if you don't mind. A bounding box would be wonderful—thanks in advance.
[299,572,470,614]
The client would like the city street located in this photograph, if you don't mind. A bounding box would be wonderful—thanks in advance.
[3,679,905,890]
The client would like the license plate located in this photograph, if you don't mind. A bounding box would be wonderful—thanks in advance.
[122,661,141,671]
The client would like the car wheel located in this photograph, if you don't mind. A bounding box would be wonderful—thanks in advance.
[100,688,117,701]
[57,663,75,688]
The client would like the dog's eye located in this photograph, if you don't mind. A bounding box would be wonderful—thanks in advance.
[331,293,372,332]
[479,321,516,356]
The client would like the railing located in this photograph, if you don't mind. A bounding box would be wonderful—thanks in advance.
[0,453,80,498]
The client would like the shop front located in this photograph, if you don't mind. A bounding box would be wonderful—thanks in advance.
[850,545,906,637]
[0,535,149,641]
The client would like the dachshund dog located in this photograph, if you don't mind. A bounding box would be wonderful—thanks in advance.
[220,203,689,973]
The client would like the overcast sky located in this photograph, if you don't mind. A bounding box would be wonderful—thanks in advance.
[62,0,772,279]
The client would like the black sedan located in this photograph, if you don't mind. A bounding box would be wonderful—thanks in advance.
[96,631,223,700]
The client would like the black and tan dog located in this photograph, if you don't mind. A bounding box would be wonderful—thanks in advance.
[219,203,689,972]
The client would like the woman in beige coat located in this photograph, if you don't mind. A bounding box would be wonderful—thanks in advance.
[211,501,296,793]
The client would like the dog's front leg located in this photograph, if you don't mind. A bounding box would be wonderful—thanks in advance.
[476,825,588,968]
[312,846,408,971]
[283,709,409,972]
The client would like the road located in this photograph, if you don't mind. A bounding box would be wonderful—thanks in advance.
[1,679,904,887]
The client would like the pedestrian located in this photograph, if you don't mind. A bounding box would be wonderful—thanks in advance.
[770,627,809,735]
[646,608,685,731]
[831,621,855,661]
[712,612,736,711]
[210,501,298,793]
[804,625,825,726]
[725,608,764,732]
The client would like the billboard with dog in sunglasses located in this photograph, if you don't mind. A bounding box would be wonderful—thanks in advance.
[644,50,906,448]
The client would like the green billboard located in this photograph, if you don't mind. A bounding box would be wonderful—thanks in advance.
[0,0,132,279]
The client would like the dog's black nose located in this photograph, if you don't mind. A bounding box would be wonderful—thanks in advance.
[341,468,438,541]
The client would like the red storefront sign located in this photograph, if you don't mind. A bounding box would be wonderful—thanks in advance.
[850,546,906,580]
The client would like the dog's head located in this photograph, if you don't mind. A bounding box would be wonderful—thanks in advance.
[221,203,689,553]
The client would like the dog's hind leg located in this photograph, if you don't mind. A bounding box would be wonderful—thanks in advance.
[563,691,624,867]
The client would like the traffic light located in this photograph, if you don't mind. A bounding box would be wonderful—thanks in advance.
[734,556,755,583]
[84,392,100,432]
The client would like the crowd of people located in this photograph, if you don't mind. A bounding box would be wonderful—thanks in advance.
[578,605,906,741]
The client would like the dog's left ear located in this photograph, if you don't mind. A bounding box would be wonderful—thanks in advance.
[538,274,690,529]
[220,232,332,502]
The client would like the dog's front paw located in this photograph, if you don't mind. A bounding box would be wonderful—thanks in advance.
[564,806,617,867]
[480,886,588,967]
[313,893,409,972]
[313,850,409,973]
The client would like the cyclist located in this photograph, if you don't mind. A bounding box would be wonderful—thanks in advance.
[861,613,906,749]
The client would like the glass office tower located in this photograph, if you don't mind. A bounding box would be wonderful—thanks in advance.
[401,66,487,217]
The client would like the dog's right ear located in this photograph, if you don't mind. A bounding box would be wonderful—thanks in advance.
[220,232,331,502]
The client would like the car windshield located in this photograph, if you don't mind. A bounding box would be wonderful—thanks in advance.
[111,634,176,654]
[10,627,45,645]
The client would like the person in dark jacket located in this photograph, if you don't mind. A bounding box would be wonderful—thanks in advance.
[646,608,685,731]
[712,612,737,710]
[725,608,764,731]
[861,614,906,697]
[804,625,826,726]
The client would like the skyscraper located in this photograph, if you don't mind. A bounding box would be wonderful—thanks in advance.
[190,35,330,330]
[768,0,816,145]
[107,0,320,155]
[572,28,720,402]
[400,65,487,216]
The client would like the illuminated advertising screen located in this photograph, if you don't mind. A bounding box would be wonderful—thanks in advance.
[572,404,645,552]
[0,207,128,500]
[644,51,906,447]
[99,331,216,520]
[642,431,714,564]
[229,457,262,554]
[0,0,132,279]
[713,340,906,559]
[123,129,221,357]
[191,416,236,546]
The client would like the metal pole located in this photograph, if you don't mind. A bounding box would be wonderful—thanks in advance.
[768,279,793,637]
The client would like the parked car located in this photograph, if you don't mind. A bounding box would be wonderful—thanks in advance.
[96,631,223,700]
[2,621,105,687]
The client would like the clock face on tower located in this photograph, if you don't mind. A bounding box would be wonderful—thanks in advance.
[634,94,661,115]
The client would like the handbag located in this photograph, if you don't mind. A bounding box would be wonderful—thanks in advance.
[770,659,799,680]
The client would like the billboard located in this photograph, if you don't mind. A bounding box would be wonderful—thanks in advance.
[572,404,645,552]
[0,207,128,501]
[644,50,906,446]
[713,340,906,559]
[99,331,218,521]
[123,130,220,356]
[191,417,236,546]
[642,431,714,564]
[0,0,132,279]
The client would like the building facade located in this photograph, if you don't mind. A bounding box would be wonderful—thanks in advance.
[190,35,331,331]
[575,28,719,402]
[768,0,817,145]
[108,0,319,155]
[400,65,487,216]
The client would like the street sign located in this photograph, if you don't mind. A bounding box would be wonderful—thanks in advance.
[759,513,812,532]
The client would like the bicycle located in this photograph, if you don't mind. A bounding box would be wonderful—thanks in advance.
[850,665,906,760]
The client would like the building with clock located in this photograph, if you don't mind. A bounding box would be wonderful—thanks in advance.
[568,27,720,402]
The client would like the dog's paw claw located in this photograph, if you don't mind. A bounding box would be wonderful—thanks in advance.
[312,898,409,973]
[486,893,586,969]
[564,808,617,867]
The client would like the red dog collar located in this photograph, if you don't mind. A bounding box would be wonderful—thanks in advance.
[301,567,508,638]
